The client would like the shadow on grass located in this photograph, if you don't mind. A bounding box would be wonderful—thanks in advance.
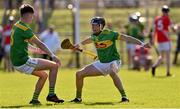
[0,103,59,108]
[1,105,41,108]
[153,75,175,79]
[84,101,118,106]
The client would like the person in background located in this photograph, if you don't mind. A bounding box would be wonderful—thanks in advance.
[133,45,152,71]
[39,25,61,61]
[134,12,145,41]
[125,14,144,69]
[151,5,176,77]
[0,25,4,65]
[1,16,15,72]
[173,23,180,65]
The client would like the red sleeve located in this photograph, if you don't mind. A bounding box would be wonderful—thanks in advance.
[164,16,171,27]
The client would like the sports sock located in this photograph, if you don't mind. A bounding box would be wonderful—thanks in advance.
[120,90,127,98]
[76,90,82,98]
[32,92,39,100]
[49,87,55,96]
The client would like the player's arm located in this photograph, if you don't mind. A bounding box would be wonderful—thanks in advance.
[173,24,180,34]
[74,37,92,49]
[28,36,60,65]
[151,26,156,45]
[170,20,176,33]
[28,44,46,54]
[119,33,151,48]
[80,37,93,45]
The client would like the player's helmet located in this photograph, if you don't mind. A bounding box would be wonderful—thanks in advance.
[90,17,105,29]
[135,12,141,19]
[129,14,138,22]
[8,16,14,21]
[162,5,170,13]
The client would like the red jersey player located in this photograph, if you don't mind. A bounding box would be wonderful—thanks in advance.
[151,5,175,77]
[1,16,15,72]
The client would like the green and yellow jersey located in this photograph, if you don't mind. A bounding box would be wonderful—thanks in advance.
[91,29,120,63]
[128,23,144,41]
[10,21,35,66]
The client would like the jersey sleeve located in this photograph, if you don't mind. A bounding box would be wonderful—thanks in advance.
[113,31,119,40]
[90,35,96,41]
[23,28,34,39]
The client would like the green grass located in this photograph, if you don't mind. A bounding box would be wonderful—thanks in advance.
[0,66,180,108]
[0,8,180,108]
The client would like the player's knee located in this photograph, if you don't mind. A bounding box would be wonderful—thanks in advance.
[51,63,59,69]
[76,71,84,78]
[109,71,117,78]
[41,72,48,80]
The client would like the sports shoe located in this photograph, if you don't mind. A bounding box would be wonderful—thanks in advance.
[70,98,82,103]
[120,97,129,103]
[29,99,41,105]
[46,94,64,103]
[151,66,156,77]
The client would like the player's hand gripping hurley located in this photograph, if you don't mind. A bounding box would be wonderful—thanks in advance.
[61,38,97,60]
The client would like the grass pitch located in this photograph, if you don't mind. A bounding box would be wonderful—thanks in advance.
[0,66,180,108]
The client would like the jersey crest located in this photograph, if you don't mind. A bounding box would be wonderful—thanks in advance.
[95,40,113,49]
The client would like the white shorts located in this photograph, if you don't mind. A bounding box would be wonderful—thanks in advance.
[92,60,121,76]
[158,42,171,52]
[14,58,38,75]
[126,43,136,55]
[4,45,10,54]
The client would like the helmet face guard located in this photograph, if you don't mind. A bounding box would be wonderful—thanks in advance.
[129,14,138,22]
[90,17,105,30]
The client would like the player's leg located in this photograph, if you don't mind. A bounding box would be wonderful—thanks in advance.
[173,51,178,64]
[127,49,132,69]
[3,54,8,71]
[34,58,64,103]
[151,51,164,76]
[133,56,140,70]
[6,53,14,72]
[144,56,152,71]
[173,36,180,64]
[165,50,171,76]
[126,43,133,69]
[4,45,9,72]
[109,63,129,102]
[30,70,48,105]
[71,64,103,102]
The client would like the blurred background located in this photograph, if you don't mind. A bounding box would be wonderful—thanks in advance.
[0,0,180,68]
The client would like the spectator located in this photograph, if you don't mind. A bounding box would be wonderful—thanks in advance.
[0,25,4,64]
[125,14,144,69]
[39,25,61,61]
[1,16,15,72]
[133,45,152,71]
[173,24,180,65]
[134,12,145,41]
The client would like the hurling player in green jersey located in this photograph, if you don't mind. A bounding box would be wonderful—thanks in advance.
[71,17,150,103]
[10,4,64,105]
